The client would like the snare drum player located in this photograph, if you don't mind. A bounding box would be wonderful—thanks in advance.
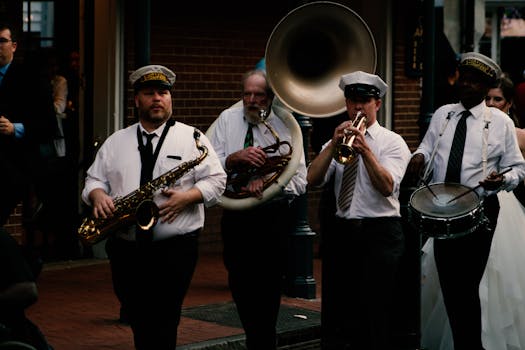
[406,52,525,350]
[307,71,411,349]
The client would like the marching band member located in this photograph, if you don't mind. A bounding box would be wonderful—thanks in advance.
[207,69,307,350]
[307,71,411,349]
[406,52,525,350]
[81,65,226,349]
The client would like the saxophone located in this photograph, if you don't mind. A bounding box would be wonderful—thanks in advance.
[78,129,208,245]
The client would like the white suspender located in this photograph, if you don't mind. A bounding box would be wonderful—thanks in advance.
[420,111,455,185]
[420,108,491,184]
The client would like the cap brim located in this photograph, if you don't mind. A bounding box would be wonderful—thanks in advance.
[134,81,172,90]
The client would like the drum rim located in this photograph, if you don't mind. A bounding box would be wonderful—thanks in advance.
[408,182,480,218]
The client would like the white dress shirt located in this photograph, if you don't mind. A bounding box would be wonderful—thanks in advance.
[415,101,525,195]
[209,106,307,198]
[82,121,227,240]
[319,121,412,219]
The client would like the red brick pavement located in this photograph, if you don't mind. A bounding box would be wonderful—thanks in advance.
[26,253,322,350]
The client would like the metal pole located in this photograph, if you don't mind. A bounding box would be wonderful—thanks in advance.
[284,113,316,299]
[419,0,436,140]
[134,0,150,67]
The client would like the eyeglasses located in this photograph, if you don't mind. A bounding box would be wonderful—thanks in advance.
[0,38,13,44]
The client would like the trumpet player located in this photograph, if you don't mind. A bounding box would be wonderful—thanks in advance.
[307,71,411,349]
[81,65,226,350]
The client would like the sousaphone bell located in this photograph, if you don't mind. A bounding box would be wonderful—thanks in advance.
[265,1,377,118]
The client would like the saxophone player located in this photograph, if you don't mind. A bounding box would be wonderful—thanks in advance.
[81,65,226,350]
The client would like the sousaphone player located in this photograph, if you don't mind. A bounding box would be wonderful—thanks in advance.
[207,69,307,350]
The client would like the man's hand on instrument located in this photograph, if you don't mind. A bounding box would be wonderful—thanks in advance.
[345,124,369,155]
[332,120,352,145]
[159,187,191,224]
[479,171,504,191]
[241,176,264,199]
[405,153,425,186]
[89,188,115,219]
[226,147,267,170]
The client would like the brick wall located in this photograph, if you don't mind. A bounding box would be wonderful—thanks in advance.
[7,1,423,255]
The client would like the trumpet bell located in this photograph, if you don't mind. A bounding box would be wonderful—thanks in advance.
[265,1,377,118]
[334,144,358,164]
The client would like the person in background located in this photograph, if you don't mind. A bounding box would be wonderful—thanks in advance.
[207,69,307,350]
[0,23,56,228]
[406,52,525,350]
[486,74,525,153]
[307,71,411,349]
[486,74,525,206]
[515,68,525,128]
[81,64,226,349]
[0,228,52,350]
[23,48,81,261]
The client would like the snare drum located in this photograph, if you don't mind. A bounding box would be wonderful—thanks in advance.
[408,183,484,239]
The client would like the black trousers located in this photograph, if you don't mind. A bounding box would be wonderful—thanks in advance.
[433,195,498,350]
[105,231,199,350]
[322,217,405,350]
[221,199,294,350]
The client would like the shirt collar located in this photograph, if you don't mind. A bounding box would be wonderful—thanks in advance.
[139,121,167,137]
[459,100,486,120]
[365,120,380,140]
[0,62,11,76]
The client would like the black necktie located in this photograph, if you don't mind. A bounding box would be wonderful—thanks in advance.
[140,132,156,185]
[445,111,470,183]
[244,124,254,148]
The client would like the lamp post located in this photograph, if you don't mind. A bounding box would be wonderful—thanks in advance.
[284,113,317,299]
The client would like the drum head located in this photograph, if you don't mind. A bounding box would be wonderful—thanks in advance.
[409,183,480,218]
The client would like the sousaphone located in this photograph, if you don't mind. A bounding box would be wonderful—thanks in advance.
[266,1,377,118]
[207,1,377,210]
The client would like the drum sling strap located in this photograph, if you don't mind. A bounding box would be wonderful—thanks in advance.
[421,109,491,183]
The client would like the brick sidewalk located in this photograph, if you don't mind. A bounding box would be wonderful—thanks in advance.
[26,253,322,350]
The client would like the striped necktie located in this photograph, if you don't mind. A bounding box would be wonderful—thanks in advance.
[445,110,470,183]
[338,159,359,212]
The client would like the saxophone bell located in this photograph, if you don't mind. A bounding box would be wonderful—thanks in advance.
[135,199,159,231]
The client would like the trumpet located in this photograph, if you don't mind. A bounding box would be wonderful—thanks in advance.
[334,111,367,164]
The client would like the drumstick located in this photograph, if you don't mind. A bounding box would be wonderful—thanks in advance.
[420,176,439,200]
[445,167,513,204]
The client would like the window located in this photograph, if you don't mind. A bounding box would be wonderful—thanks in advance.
[23,1,55,47]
